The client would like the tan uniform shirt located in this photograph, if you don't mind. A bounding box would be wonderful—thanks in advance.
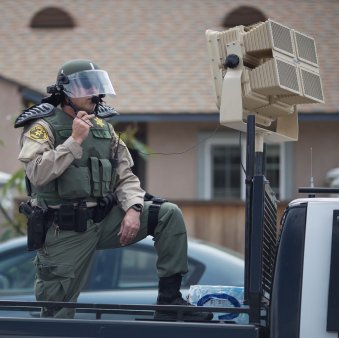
[18,118,145,211]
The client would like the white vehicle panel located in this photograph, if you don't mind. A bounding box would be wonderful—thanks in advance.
[299,200,338,338]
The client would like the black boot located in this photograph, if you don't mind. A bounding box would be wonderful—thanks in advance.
[154,273,213,321]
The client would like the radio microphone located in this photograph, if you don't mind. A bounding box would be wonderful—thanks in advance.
[91,96,101,104]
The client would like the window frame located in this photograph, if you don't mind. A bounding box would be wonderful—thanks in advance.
[203,135,246,200]
[198,130,290,201]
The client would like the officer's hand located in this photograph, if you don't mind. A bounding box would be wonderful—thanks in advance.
[118,208,141,246]
[71,111,94,144]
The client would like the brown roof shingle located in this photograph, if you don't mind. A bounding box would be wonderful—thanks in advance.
[0,0,337,113]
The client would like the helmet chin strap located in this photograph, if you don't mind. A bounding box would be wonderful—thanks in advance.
[65,96,80,115]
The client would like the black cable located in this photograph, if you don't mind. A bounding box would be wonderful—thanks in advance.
[239,131,246,175]
[134,124,221,156]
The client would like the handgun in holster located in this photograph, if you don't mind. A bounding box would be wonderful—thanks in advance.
[19,201,50,251]
[93,192,117,223]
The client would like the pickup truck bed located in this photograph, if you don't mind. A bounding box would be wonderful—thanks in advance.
[0,316,264,338]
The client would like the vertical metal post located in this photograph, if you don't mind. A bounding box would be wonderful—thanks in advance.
[255,133,265,175]
[244,115,255,303]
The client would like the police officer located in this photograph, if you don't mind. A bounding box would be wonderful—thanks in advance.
[16,59,212,321]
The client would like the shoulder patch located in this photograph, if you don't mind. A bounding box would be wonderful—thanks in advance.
[27,125,49,142]
[14,103,55,128]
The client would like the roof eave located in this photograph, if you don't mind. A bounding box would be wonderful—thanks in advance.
[14,84,339,122]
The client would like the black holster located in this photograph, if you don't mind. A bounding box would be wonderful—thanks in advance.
[93,192,117,223]
[144,193,168,236]
[19,202,51,251]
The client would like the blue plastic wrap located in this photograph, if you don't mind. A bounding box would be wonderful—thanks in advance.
[188,285,248,323]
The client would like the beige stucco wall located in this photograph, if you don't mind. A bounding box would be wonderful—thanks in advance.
[147,121,217,200]
[147,119,339,201]
[147,121,198,199]
[0,80,22,174]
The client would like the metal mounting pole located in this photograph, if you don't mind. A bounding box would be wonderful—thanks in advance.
[244,115,255,303]
[255,133,265,175]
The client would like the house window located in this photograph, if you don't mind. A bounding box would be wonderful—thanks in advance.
[202,133,246,200]
[211,144,241,198]
[199,131,289,200]
[30,7,75,29]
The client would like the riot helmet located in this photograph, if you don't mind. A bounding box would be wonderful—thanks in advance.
[49,59,116,99]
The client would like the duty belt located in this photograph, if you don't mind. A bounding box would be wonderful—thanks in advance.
[49,207,96,224]
[48,193,117,232]
[48,204,97,232]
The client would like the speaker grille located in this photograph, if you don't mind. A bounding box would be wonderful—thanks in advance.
[249,59,301,96]
[270,21,294,56]
[276,59,300,93]
[295,31,318,66]
[300,68,324,102]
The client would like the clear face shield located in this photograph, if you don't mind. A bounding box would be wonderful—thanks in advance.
[61,70,116,98]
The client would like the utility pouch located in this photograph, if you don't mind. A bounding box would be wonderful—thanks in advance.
[90,157,101,197]
[75,200,88,232]
[58,203,75,231]
[19,202,49,251]
[99,159,112,196]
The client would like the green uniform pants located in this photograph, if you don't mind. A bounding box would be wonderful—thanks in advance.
[34,201,188,318]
